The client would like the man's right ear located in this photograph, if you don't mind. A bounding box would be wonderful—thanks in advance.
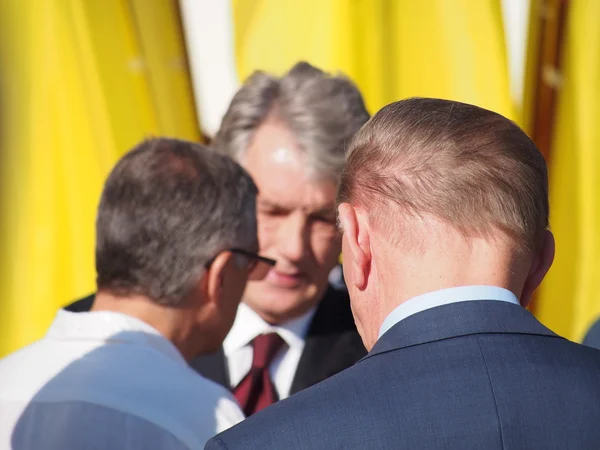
[521,230,555,307]
[337,203,371,290]
[204,251,234,307]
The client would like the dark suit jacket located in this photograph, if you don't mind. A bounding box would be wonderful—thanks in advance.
[64,286,366,395]
[205,300,600,450]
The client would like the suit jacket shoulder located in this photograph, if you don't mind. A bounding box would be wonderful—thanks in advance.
[206,301,600,450]
[64,295,95,312]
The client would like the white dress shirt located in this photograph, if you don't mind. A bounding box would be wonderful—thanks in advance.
[378,285,521,339]
[0,310,244,449]
[223,302,316,400]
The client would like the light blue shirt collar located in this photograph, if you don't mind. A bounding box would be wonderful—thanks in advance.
[378,285,520,339]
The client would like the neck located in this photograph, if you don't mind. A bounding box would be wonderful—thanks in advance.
[92,291,200,361]
[373,235,529,337]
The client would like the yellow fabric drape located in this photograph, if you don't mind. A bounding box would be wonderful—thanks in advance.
[520,0,544,138]
[0,0,199,357]
[535,0,600,341]
[232,0,515,121]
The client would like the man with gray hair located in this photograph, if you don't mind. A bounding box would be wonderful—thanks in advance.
[195,62,369,416]
[0,138,274,448]
[206,98,600,449]
[66,62,370,416]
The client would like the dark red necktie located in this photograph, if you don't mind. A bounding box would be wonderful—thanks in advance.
[233,333,286,416]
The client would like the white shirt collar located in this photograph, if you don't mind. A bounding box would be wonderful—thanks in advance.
[223,302,316,355]
[378,285,520,339]
[47,310,186,364]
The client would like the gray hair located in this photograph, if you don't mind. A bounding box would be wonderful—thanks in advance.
[96,137,258,306]
[213,62,370,180]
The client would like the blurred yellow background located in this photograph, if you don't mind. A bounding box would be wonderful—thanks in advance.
[1,0,598,356]
[0,0,200,356]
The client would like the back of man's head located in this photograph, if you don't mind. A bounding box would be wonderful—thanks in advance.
[339,97,548,254]
[337,98,554,348]
[95,137,258,307]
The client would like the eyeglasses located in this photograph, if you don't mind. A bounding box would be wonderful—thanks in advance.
[207,248,276,281]
[231,248,276,281]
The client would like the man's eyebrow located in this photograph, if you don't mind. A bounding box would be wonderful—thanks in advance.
[257,199,282,208]
[257,200,336,216]
[310,206,337,217]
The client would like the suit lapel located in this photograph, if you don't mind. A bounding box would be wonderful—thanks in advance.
[291,287,366,394]
[291,323,338,394]
[189,347,230,388]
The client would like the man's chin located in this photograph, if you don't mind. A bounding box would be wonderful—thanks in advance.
[247,279,305,300]
[243,281,324,322]
[262,270,308,290]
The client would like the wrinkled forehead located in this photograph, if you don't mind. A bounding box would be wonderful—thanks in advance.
[254,167,338,216]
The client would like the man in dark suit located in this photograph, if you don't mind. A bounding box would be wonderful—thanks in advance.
[206,98,600,450]
[66,62,369,412]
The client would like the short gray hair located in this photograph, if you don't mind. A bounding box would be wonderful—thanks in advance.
[213,62,370,180]
[96,138,258,306]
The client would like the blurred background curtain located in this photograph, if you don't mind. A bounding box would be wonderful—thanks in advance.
[534,0,600,342]
[232,0,516,122]
[0,0,199,357]
[5,0,595,356]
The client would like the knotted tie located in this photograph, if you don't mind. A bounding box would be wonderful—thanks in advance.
[233,333,286,416]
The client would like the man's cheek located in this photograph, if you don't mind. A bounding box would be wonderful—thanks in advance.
[258,219,277,250]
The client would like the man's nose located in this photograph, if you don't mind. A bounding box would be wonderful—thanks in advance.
[277,212,309,262]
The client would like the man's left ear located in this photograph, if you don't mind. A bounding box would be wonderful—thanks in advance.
[521,230,555,307]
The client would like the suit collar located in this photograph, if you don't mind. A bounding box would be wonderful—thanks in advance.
[223,302,316,355]
[365,300,562,361]
[378,285,520,338]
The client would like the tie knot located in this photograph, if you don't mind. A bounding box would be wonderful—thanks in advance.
[251,333,285,369]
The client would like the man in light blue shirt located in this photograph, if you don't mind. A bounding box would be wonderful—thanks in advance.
[0,138,269,449]
[207,98,600,450]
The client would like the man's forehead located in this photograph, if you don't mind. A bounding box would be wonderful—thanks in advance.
[271,146,300,164]
[242,119,338,213]
[244,137,304,172]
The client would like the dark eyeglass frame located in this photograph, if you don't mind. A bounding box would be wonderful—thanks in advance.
[229,248,276,270]
[206,248,276,270]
